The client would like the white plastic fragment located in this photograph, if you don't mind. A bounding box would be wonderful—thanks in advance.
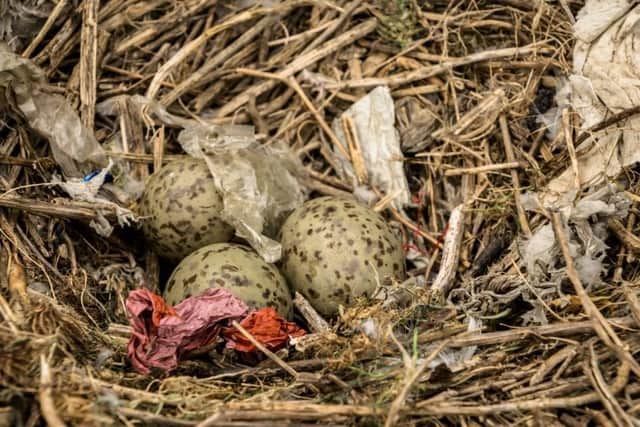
[520,188,628,290]
[427,317,482,372]
[521,224,556,279]
[54,159,136,237]
[540,2,640,210]
[332,86,411,209]
[359,318,379,340]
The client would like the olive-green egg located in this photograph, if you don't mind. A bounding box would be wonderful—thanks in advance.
[138,158,234,261]
[164,243,293,318]
[279,196,405,317]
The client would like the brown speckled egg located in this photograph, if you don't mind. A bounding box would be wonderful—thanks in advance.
[138,158,234,261]
[280,196,405,317]
[164,243,293,318]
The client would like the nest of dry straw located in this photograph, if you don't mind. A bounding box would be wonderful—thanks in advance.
[2,0,640,425]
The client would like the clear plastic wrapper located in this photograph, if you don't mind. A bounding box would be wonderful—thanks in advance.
[0,41,106,178]
[332,86,410,209]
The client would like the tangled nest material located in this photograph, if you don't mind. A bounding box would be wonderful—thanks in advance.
[2,0,640,425]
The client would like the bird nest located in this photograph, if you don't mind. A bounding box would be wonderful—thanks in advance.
[3,0,640,426]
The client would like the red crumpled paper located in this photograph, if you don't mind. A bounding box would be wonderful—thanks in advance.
[222,307,307,353]
[126,288,249,374]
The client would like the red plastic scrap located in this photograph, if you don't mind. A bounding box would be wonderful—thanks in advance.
[223,307,307,353]
[126,288,249,374]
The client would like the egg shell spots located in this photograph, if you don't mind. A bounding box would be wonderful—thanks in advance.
[164,243,293,318]
[138,158,234,261]
[280,196,405,316]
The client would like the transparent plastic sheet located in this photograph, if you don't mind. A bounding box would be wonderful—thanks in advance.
[112,96,308,263]
[0,42,139,236]
[540,2,640,210]
[0,42,106,178]
[331,86,410,209]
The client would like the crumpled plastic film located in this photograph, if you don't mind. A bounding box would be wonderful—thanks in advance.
[112,95,308,263]
[53,159,137,237]
[222,307,306,353]
[194,136,308,262]
[540,2,640,210]
[332,85,410,209]
[126,288,249,374]
[0,42,106,178]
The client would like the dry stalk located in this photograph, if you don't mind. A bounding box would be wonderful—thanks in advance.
[448,317,634,348]
[562,108,580,192]
[230,321,298,378]
[587,343,633,427]
[341,115,368,185]
[293,292,330,333]
[444,161,521,176]
[499,114,531,236]
[325,43,547,90]
[216,18,377,117]
[415,361,630,416]
[234,68,349,158]
[79,0,98,130]
[530,345,578,386]
[146,5,293,99]
[22,0,69,58]
[160,16,275,106]
[621,282,640,327]
[39,354,67,427]
[608,219,640,253]
[385,339,449,427]
[429,204,465,299]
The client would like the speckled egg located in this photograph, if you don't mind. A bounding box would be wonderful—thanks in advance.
[138,157,234,261]
[280,196,405,316]
[164,243,293,318]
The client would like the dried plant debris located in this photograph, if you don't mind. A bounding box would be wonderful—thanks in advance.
[5,0,640,426]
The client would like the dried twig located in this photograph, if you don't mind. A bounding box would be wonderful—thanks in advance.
[79,0,99,130]
[385,340,449,427]
[216,18,377,117]
[444,161,521,176]
[293,292,330,333]
[230,321,298,378]
[39,354,66,427]
[429,204,465,299]
[499,114,531,236]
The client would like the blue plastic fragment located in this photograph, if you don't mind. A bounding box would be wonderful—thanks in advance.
[83,170,114,183]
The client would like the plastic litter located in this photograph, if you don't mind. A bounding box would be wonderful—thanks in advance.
[222,307,306,353]
[516,0,640,315]
[0,43,143,237]
[520,187,629,298]
[53,159,136,237]
[540,1,640,210]
[0,42,106,178]
[332,86,411,209]
[126,288,249,374]
[126,289,307,374]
